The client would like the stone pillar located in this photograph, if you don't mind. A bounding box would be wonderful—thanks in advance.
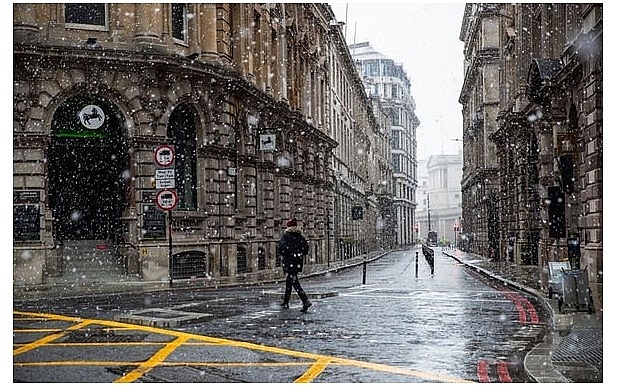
[277,5,288,103]
[536,119,555,272]
[14,3,40,43]
[134,3,163,46]
[200,4,218,58]
[263,23,273,96]
[238,5,254,83]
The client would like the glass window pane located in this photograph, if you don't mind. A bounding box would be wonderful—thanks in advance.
[65,4,106,26]
[172,3,186,41]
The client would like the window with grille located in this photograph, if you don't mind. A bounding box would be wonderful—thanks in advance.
[65,4,107,30]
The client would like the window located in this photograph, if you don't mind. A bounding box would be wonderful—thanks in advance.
[172,3,188,42]
[65,4,107,30]
[391,84,398,99]
[364,60,380,76]
[391,130,400,149]
[391,110,400,126]
[167,105,197,210]
[392,154,401,173]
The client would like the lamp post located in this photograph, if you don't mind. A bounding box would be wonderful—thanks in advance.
[427,193,431,232]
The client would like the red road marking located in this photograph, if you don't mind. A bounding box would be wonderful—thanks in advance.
[521,296,539,324]
[503,292,527,323]
[501,290,541,324]
[497,361,512,382]
[477,360,490,383]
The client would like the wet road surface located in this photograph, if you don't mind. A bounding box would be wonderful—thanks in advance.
[14,247,548,382]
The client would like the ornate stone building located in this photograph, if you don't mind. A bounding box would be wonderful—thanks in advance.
[349,42,419,247]
[460,4,602,312]
[459,5,502,260]
[326,31,395,262]
[13,3,389,286]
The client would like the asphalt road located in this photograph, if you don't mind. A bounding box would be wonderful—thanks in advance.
[14,247,548,382]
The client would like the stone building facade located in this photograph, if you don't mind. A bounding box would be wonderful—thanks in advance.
[326,32,395,262]
[459,5,502,260]
[349,42,419,247]
[13,3,389,286]
[459,4,602,312]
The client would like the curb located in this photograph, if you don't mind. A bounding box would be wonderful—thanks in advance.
[441,250,569,383]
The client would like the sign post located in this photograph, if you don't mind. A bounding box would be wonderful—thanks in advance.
[154,145,176,286]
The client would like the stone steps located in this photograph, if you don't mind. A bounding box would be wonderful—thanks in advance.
[47,240,130,284]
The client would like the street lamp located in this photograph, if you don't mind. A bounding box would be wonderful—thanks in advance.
[426,193,431,232]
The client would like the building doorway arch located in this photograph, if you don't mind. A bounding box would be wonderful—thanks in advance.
[48,94,128,242]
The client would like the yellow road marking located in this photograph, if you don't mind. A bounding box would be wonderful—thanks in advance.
[114,335,190,383]
[14,311,474,383]
[15,361,316,368]
[13,320,93,356]
[14,328,66,333]
[295,358,331,383]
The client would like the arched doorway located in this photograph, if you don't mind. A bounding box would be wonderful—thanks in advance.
[48,95,128,242]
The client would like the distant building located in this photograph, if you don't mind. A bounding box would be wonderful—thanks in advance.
[416,153,463,245]
[349,42,420,247]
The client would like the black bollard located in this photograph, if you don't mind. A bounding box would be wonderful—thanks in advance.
[362,260,367,284]
[415,251,419,278]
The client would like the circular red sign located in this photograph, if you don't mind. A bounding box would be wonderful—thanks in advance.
[154,145,175,167]
[155,189,178,211]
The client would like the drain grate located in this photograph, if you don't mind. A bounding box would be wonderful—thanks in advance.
[64,328,147,343]
[553,327,603,368]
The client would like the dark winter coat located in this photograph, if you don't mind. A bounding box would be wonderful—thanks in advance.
[278,227,309,274]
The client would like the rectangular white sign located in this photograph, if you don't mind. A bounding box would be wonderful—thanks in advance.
[156,179,175,189]
[155,169,175,179]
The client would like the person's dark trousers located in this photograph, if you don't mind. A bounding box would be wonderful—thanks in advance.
[283,273,310,306]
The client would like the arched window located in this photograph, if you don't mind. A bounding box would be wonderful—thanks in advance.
[167,104,197,210]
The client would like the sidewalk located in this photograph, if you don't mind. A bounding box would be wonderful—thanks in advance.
[441,247,603,383]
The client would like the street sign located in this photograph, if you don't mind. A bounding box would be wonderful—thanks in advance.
[155,189,178,211]
[156,179,176,189]
[79,104,105,130]
[154,145,175,167]
[259,134,276,151]
[155,169,175,189]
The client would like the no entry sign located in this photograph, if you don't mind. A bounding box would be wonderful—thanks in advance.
[154,145,175,167]
[155,189,178,211]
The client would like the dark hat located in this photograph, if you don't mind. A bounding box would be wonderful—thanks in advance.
[286,217,298,227]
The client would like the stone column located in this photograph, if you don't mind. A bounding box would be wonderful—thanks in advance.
[14,3,40,43]
[263,23,273,96]
[238,5,254,83]
[133,3,163,47]
[277,5,288,103]
[200,4,218,59]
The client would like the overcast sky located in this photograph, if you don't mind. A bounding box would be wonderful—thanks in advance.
[329,2,466,162]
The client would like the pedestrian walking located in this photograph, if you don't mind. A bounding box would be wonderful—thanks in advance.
[278,217,312,312]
